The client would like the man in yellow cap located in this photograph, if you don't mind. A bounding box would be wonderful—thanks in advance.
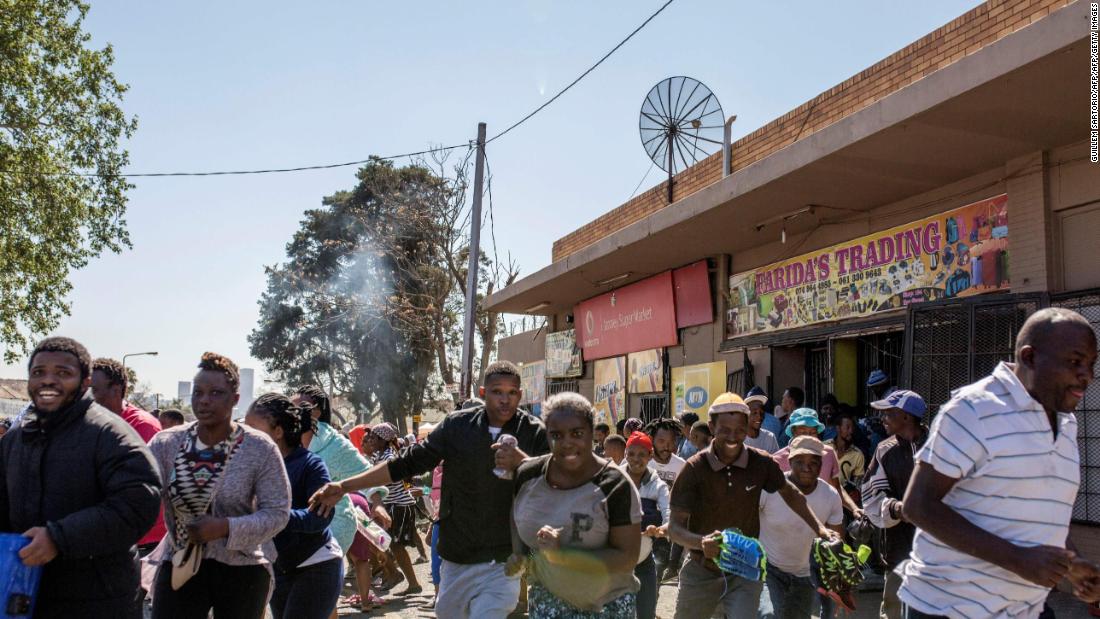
[668,393,838,618]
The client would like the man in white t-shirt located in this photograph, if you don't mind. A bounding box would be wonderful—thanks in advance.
[900,308,1100,618]
[648,418,687,581]
[745,396,780,454]
[758,435,844,618]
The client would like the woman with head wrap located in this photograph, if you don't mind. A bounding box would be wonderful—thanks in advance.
[365,422,422,595]
[292,386,371,577]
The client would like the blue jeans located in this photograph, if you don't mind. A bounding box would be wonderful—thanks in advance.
[759,565,814,619]
[431,522,442,585]
[634,553,658,619]
[270,557,344,619]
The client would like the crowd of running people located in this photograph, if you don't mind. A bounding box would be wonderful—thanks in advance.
[0,306,1097,618]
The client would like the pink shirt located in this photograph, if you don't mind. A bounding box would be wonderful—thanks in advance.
[772,444,841,482]
[119,403,165,546]
[431,465,443,504]
[120,403,161,443]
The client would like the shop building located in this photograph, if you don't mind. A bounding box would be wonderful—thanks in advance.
[486,0,1100,532]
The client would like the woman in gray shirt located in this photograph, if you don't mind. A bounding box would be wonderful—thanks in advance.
[510,392,641,618]
[149,353,290,619]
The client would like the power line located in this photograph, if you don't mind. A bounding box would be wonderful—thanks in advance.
[487,0,676,144]
[627,160,656,201]
[1,0,676,179]
[0,143,470,178]
[483,149,500,272]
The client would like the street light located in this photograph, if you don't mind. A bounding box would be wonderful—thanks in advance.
[121,351,158,369]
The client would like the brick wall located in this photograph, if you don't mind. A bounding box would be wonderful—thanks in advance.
[1005,152,1051,292]
[552,0,1073,262]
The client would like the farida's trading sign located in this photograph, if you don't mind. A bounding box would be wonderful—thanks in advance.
[727,195,1008,338]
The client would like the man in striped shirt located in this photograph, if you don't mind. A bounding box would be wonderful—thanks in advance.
[899,308,1100,618]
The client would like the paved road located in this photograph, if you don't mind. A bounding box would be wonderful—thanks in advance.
[333,560,1097,618]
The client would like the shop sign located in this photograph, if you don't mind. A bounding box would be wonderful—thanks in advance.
[575,271,678,360]
[672,361,727,416]
[726,195,1009,338]
[594,357,626,425]
[627,348,664,393]
[544,329,583,378]
[673,260,714,328]
[519,361,546,414]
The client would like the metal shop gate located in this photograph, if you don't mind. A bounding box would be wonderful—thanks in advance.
[1053,289,1100,524]
[905,293,1043,418]
[904,289,1100,523]
[546,379,579,397]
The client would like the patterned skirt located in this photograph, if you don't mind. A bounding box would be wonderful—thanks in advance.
[528,583,636,619]
[385,503,419,547]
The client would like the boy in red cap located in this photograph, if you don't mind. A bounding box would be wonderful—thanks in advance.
[621,432,670,619]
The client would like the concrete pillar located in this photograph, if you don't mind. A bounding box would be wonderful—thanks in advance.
[1005,152,1051,293]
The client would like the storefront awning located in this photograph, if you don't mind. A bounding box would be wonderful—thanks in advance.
[486,3,1088,315]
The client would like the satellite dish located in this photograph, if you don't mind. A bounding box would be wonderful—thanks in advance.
[639,76,724,202]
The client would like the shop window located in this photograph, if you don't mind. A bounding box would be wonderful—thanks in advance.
[546,379,579,397]
[638,394,669,424]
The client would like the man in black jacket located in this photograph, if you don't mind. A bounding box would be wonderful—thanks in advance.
[311,360,549,619]
[0,337,161,618]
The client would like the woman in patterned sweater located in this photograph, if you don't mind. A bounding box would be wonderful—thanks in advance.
[148,353,290,619]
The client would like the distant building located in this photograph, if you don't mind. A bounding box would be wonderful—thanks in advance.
[177,381,191,402]
[236,368,255,415]
[0,379,30,418]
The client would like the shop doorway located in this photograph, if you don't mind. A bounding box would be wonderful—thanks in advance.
[855,332,904,411]
[805,345,830,411]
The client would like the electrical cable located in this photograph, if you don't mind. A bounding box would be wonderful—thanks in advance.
[486,0,675,144]
[2,0,675,179]
[0,143,471,178]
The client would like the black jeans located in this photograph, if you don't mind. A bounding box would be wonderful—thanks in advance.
[270,557,344,619]
[634,553,658,619]
[152,559,270,619]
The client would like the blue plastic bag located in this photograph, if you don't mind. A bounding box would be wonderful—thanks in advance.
[0,533,42,618]
[713,528,767,581]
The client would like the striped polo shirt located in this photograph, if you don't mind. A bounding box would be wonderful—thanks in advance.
[898,362,1079,619]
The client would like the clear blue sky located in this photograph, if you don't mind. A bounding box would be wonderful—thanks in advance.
[2,1,981,397]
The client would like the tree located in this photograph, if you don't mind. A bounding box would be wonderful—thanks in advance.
[250,158,456,431]
[250,153,517,430]
[0,0,137,361]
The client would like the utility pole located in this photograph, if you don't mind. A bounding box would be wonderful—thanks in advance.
[459,123,487,401]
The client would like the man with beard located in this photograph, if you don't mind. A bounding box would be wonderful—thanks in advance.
[647,418,687,581]
[310,361,549,618]
[900,308,1100,617]
[0,337,161,618]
